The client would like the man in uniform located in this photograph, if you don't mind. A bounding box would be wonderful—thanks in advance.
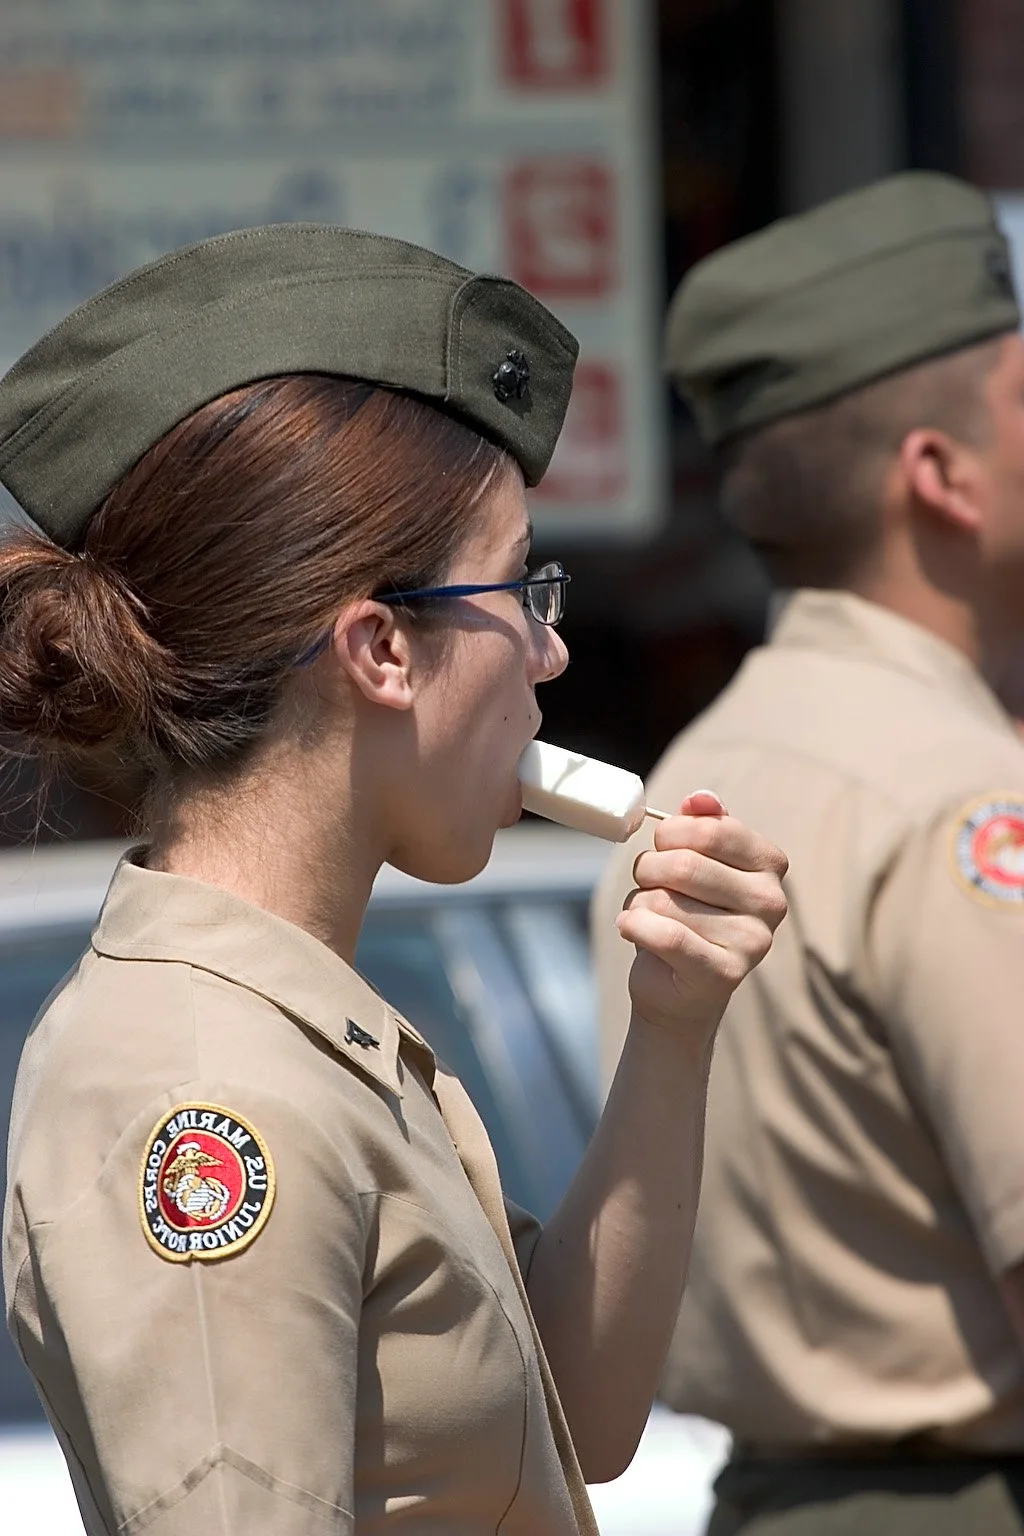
[593,172,1024,1533]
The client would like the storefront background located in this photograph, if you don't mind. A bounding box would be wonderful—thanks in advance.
[1,0,1022,838]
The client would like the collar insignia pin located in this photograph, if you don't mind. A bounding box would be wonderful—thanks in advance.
[345,1018,380,1050]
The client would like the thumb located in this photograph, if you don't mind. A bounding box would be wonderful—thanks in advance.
[678,788,727,817]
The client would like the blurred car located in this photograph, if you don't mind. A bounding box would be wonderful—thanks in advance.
[0,828,729,1535]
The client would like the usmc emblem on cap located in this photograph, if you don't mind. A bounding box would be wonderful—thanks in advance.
[492,348,530,403]
[950,795,1024,907]
[139,1102,275,1262]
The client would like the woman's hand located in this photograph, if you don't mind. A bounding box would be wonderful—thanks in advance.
[616,791,788,1038]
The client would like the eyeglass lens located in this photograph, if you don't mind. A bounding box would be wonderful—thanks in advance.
[525,562,565,625]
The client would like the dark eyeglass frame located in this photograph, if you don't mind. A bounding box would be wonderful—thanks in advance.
[295,559,570,668]
[377,559,571,627]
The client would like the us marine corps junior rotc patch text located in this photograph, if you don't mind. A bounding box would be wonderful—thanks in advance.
[139,1102,275,1262]
[950,795,1024,906]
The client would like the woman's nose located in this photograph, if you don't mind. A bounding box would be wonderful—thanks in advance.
[532,622,569,686]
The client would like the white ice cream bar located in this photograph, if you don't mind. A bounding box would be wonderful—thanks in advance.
[518,739,665,842]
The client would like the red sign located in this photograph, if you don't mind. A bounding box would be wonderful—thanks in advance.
[0,72,80,140]
[531,362,626,503]
[501,0,608,89]
[504,158,616,299]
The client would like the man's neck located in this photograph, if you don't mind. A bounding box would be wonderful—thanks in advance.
[848,570,982,671]
[844,566,1024,720]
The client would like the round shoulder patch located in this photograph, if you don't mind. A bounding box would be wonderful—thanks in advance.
[139,1103,275,1263]
[950,795,1024,907]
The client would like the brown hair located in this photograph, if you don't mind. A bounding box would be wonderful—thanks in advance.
[719,337,1003,588]
[0,375,514,778]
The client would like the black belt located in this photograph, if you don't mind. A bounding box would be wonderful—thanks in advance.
[734,1440,1024,1464]
[713,1453,1024,1535]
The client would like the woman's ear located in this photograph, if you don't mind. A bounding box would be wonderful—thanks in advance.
[899,427,983,535]
[328,601,416,711]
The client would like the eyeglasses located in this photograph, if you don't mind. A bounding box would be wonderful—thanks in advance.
[377,559,571,627]
[295,559,570,668]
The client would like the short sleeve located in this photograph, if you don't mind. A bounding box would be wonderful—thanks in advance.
[869,793,1024,1274]
[16,1081,366,1534]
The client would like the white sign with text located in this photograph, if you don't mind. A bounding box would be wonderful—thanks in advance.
[0,0,662,535]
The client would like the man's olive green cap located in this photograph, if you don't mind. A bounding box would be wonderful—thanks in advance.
[665,172,1020,448]
[0,224,579,548]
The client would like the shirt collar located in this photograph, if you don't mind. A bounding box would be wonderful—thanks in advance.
[91,855,422,1099]
[769,588,1019,738]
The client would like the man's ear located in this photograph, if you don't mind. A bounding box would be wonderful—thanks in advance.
[899,427,983,535]
[329,601,416,711]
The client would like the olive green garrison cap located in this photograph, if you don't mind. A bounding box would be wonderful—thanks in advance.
[666,171,1021,448]
[0,224,579,547]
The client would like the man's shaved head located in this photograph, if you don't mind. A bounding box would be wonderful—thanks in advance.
[719,338,1006,588]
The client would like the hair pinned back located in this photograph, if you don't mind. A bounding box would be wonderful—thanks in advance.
[0,375,515,783]
[0,532,180,753]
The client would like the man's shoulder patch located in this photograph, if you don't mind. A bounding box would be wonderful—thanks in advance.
[139,1102,275,1263]
[949,794,1024,908]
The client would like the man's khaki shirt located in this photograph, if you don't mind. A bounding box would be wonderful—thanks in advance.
[4,857,588,1534]
[594,589,1024,1452]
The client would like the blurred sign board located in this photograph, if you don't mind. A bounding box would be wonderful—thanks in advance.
[0,0,662,537]
[962,0,1024,193]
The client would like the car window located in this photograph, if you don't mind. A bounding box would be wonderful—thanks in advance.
[499,899,601,1123]
[0,928,91,1424]
[427,902,591,1218]
[354,908,531,1204]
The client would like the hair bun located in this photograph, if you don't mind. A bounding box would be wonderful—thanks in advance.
[0,531,175,754]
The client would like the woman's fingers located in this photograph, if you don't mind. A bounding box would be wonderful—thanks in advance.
[622,885,781,957]
[616,907,752,1019]
[629,849,787,927]
[617,810,789,1036]
[677,789,727,818]
[636,812,788,882]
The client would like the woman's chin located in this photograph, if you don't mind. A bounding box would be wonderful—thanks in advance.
[498,786,524,830]
[387,783,522,885]
[388,828,497,887]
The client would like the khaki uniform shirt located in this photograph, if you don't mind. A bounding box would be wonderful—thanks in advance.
[594,589,1024,1452]
[4,856,596,1534]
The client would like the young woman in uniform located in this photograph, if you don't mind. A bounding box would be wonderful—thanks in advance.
[0,226,787,1535]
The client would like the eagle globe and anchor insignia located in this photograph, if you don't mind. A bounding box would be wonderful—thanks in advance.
[139,1103,275,1262]
[951,795,1024,907]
